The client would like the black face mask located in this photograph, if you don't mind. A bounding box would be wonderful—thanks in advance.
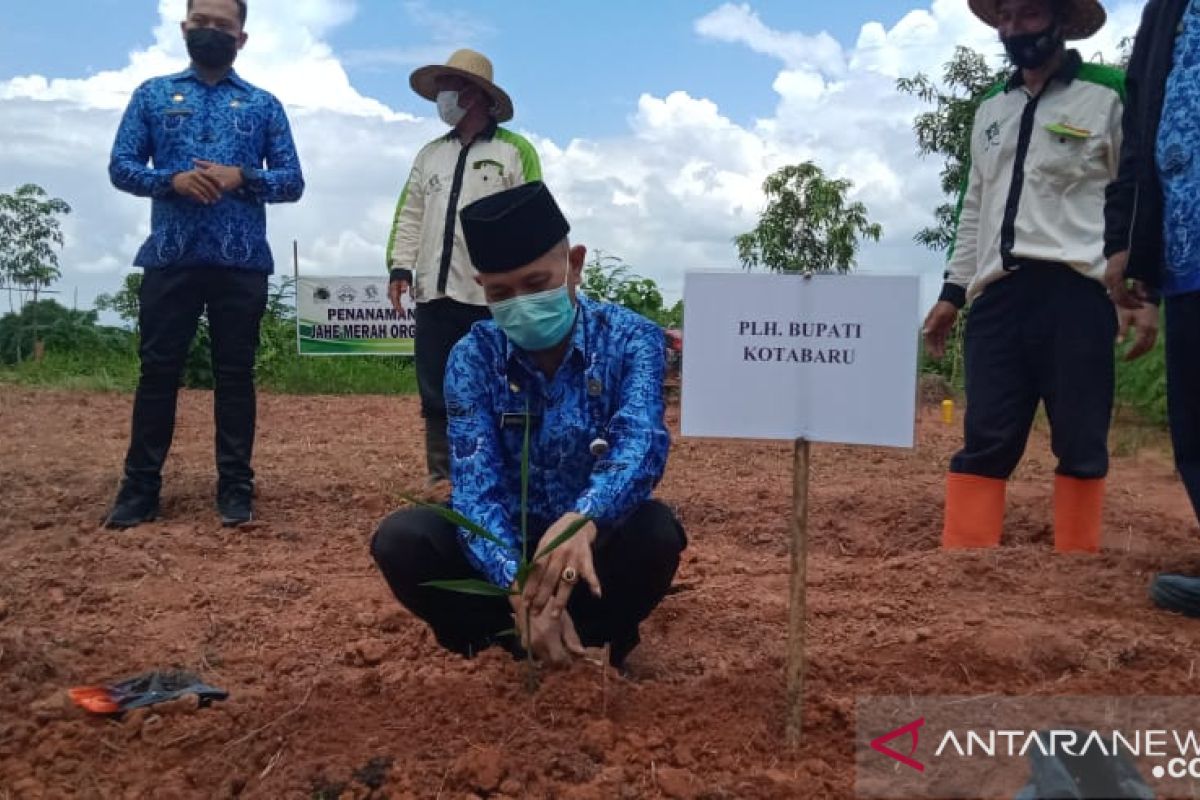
[1001,23,1064,70]
[186,27,239,71]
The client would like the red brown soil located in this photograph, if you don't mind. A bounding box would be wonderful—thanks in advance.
[1,387,1198,799]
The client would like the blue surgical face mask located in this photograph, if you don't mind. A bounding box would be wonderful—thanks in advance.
[489,265,577,351]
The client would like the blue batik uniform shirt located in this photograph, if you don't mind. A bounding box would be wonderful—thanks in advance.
[1158,0,1200,297]
[445,295,671,587]
[109,67,304,272]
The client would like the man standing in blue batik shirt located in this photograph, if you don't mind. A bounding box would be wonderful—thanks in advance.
[1105,0,1200,614]
[371,182,685,669]
[104,0,304,529]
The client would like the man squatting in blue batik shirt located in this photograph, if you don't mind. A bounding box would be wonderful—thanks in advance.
[103,0,304,530]
[372,181,686,669]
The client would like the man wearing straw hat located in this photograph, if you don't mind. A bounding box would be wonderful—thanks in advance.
[385,50,543,490]
[922,0,1158,552]
[1105,0,1200,614]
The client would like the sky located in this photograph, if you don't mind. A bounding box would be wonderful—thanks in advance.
[0,0,1146,316]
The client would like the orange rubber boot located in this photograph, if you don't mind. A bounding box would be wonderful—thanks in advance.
[1054,475,1104,553]
[942,473,1006,549]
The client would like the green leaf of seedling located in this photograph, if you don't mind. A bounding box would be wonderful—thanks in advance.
[420,579,517,598]
[534,516,594,562]
[401,496,515,553]
[520,405,530,557]
[515,562,532,591]
[494,628,518,639]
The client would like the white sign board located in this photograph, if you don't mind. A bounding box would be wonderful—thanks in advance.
[296,276,415,355]
[681,272,920,447]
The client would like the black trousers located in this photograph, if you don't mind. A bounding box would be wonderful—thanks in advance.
[951,263,1117,480]
[1167,291,1200,523]
[414,298,490,480]
[122,267,268,494]
[370,500,687,666]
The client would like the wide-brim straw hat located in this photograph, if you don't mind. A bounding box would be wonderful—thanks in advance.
[969,0,1106,40]
[410,49,514,123]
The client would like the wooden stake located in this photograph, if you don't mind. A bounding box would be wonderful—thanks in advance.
[786,437,811,746]
[292,240,301,356]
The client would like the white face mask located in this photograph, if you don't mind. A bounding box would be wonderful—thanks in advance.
[436,90,467,127]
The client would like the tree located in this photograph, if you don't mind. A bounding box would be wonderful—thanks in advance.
[254,277,298,380]
[0,184,72,302]
[582,250,682,328]
[0,300,128,365]
[735,161,881,275]
[896,47,1007,389]
[93,272,303,389]
[95,273,143,332]
[0,184,72,358]
[896,46,1008,252]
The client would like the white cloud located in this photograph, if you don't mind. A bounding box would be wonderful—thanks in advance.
[0,0,1145,319]
[694,3,847,76]
[1,0,397,117]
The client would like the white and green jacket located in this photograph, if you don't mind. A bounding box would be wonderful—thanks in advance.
[386,122,542,305]
[941,52,1125,308]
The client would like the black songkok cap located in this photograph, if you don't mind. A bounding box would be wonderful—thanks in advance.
[460,181,571,273]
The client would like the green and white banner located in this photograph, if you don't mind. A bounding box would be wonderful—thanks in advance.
[296,276,415,356]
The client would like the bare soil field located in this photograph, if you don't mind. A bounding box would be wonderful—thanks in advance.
[1,388,1198,799]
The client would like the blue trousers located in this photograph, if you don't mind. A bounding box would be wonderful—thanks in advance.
[1166,290,1200,523]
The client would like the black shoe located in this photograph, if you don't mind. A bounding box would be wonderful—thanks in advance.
[103,483,160,529]
[217,484,254,527]
[1150,573,1200,617]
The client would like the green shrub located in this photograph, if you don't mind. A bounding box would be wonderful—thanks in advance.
[1115,330,1168,426]
[0,291,417,396]
[921,306,1169,427]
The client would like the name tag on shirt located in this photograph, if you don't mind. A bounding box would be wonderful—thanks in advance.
[500,412,538,429]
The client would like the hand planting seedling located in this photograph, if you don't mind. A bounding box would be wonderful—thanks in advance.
[405,408,593,690]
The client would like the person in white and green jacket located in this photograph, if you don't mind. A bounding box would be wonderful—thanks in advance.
[385,49,542,487]
[922,0,1158,553]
